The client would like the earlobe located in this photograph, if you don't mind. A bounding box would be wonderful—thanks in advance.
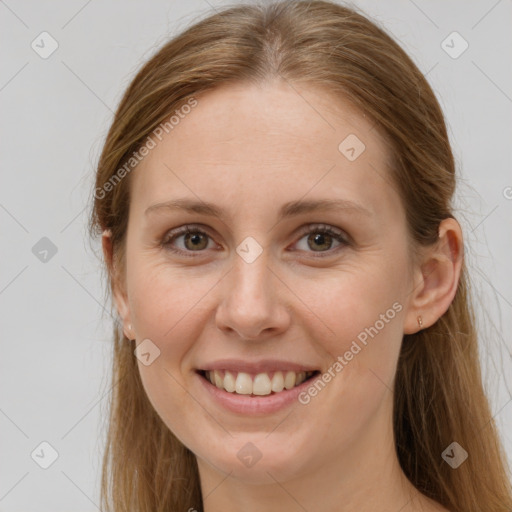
[102,229,133,337]
[403,218,463,334]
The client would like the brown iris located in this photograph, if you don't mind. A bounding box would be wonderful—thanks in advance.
[307,232,333,251]
[184,231,208,250]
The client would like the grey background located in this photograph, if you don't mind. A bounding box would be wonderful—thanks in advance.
[1,0,511,510]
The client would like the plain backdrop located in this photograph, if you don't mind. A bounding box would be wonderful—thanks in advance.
[1,1,511,510]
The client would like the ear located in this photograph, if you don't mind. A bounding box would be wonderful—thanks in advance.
[102,229,135,340]
[403,218,464,334]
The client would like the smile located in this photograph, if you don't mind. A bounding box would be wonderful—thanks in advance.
[198,369,319,396]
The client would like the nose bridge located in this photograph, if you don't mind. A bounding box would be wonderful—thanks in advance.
[230,229,273,302]
[216,242,288,339]
[230,246,273,314]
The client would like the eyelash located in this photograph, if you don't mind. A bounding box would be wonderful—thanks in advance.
[160,223,350,258]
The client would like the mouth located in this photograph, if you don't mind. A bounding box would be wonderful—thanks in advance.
[196,369,321,397]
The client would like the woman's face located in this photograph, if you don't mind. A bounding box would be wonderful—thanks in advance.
[115,80,420,483]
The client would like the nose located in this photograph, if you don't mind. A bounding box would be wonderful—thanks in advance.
[215,250,291,341]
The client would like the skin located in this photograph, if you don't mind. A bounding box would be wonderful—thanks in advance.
[103,80,462,512]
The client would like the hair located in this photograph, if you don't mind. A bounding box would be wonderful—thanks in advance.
[89,1,512,511]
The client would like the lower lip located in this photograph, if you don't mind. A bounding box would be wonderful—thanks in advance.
[196,371,317,415]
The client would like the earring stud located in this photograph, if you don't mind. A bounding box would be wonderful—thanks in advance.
[417,316,423,329]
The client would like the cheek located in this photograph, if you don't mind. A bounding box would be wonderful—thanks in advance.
[299,262,405,349]
[126,262,226,422]
[127,258,220,343]
[293,256,408,413]
[127,265,220,445]
[289,264,406,450]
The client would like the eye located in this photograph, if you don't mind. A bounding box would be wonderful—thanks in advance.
[161,223,350,258]
[161,225,216,256]
[292,224,349,256]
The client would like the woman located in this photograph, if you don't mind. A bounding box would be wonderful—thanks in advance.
[89,1,512,510]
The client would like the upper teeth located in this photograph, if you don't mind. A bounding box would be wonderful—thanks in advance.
[205,370,314,395]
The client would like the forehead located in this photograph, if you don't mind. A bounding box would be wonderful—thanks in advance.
[131,80,400,222]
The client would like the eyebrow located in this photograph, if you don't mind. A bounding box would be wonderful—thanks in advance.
[144,197,373,221]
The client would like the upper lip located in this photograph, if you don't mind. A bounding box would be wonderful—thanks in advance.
[197,359,320,374]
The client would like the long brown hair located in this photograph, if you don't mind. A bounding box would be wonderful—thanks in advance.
[89,1,512,510]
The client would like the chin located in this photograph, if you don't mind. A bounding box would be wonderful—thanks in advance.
[196,436,313,485]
